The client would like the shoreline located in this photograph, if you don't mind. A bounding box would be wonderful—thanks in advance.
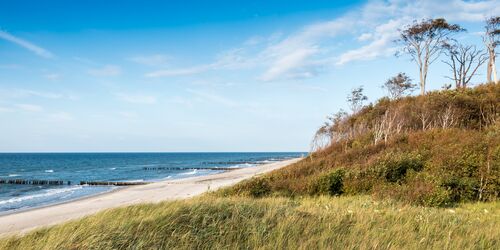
[0,158,301,237]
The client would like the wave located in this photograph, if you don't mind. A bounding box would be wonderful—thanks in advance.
[109,168,116,170]
[230,163,255,168]
[126,179,144,183]
[8,174,20,177]
[45,170,54,173]
[180,169,197,176]
[0,186,83,205]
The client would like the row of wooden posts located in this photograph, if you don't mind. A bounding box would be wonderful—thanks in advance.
[1,166,244,186]
[0,179,149,186]
[142,167,240,171]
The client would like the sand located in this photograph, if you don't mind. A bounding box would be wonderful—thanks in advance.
[0,158,301,237]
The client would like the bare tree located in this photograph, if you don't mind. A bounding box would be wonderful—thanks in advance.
[372,108,404,145]
[310,110,349,152]
[382,73,416,99]
[397,18,464,95]
[347,86,368,113]
[483,16,499,83]
[436,104,457,129]
[443,42,488,89]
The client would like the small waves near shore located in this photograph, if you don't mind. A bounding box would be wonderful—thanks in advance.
[0,152,304,214]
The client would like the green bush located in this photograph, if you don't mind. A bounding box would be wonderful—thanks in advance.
[248,178,271,198]
[423,187,453,207]
[310,169,345,196]
[441,176,479,202]
[373,153,424,183]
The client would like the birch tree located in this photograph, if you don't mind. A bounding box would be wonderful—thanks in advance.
[397,18,464,95]
[483,16,499,83]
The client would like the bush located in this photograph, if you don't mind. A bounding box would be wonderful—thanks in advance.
[440,176,479,202]
[373,152,424,183]
[310,169,345,196]
[248,178,271,198]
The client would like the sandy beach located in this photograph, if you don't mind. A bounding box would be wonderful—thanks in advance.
[0,158,301,237]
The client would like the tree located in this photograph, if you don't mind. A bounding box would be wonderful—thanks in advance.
[382,72,416,99]
[347,86,367,113]
[397,18,464,95]
[443,42,487,89]
[483,16,499,83]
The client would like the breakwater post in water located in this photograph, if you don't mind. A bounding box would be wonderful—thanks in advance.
[142,167,241,171]
[0,179,70,185]
[79,181,150,186]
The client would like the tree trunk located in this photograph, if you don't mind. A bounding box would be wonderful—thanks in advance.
[492,55,498,83]
[419,66,426,95]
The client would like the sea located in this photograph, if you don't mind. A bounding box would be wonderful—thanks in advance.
[0,152,303,214]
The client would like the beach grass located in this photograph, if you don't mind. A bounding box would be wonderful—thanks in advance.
[1,195,498,249]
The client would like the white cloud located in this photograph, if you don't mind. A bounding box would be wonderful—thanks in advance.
[260,47,319,81]
[141,0,500,81]
[129,54,169,66]
[336,0,500,65]
[115,93,157,104]
[16,104,43,112]
[0,30,53,58]
[337,19,403,65]
[88,65,121,76]
[357,33,373,41]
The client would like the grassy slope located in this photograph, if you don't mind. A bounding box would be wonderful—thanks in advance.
[1,196,499,249]
[225,84,500,206]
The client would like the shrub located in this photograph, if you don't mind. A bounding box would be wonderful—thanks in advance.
[373,152,424,183]
[310,169,345,196]
[440,176,480,202]
[248,178,271,198]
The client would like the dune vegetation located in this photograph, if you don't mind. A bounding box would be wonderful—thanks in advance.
[224,83,500,207]
[0,196,499,249]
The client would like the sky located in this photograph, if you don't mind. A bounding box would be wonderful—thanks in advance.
[0,0,499,152]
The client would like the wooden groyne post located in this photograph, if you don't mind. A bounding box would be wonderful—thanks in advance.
[0,179,70,185]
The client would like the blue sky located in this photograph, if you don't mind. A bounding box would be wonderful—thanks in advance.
[0,0,498,152]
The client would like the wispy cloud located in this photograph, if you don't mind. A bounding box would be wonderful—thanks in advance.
[145,49,256,78]
[88,65,122,76]
[0,30,53,58]
[140,0,499,82]
[15,103,43,112]
[115,93,157,104]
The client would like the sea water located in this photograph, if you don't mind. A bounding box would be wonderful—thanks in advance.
[0,152,303,214]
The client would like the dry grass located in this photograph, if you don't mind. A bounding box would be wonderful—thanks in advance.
[1,195,498,249]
